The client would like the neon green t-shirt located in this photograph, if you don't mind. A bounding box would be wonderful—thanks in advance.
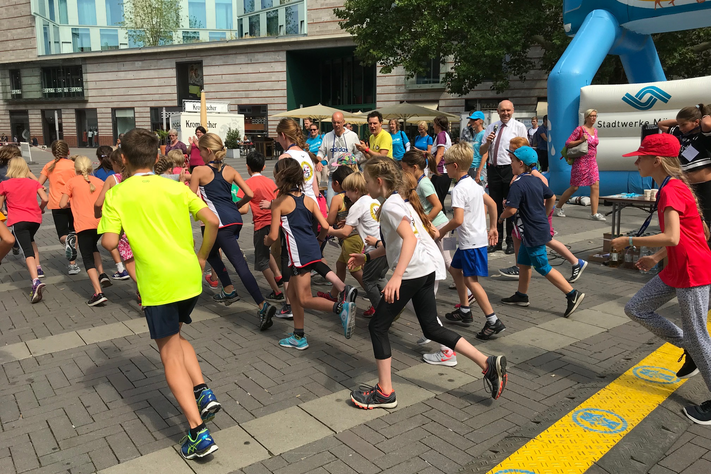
[369,131,393,158]
[98,174,207,306]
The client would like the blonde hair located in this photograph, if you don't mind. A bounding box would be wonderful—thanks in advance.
[509,136,530,149]
[400,172,436,239]
[363,157,403,219]
[658,155,704,219]
[154,156,173,175]
[198,133,227,170]
[444,142,473,169]
[276,118,307,150]
[584,109,597,120]
[417,121,428,129]
[5,157,30,178]
[74,156,96,193]
[48,140,69,172]
[166,149,185,168]
[341,171,367,195]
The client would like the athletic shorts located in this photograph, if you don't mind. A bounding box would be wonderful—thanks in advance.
[12,221,40,259]
[450,247,488,277]
[517,244,552,276]
[253,226,272,272]
[291,260,331,277]
[337,234,364,272]
[51,208,74,240]
[143,295,198,340]
[77,229,101,271]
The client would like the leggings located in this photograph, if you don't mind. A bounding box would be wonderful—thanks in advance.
[430,174,451,212]
[12,221,40,259]
[77,229,101,271]
[369,272,462,360]
[207,225,264,305]
[625,275,711,392]
[362,255,389,308]
[51,208,74,240]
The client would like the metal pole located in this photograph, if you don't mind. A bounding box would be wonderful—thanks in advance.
[162,106,167,131]
[54,110,59,142]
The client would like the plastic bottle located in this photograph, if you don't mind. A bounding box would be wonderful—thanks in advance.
[639,246,649,274]
[624,246,634,266]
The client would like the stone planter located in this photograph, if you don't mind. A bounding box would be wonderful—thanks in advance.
[226,149,240,159]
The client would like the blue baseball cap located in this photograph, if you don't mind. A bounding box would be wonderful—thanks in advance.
[467,111,485,121]
[507,146,538,166]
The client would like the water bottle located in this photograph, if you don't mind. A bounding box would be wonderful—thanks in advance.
[639,246,649,274]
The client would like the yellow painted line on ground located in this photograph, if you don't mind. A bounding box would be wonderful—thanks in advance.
[488,341,690,474]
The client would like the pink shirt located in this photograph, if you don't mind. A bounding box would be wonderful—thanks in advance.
[0,178,43,226]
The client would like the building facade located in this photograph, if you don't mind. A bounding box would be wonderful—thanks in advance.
[0,0,547,148]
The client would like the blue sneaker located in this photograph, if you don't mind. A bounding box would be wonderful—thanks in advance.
[340,302,356,339]
[180,427,218,459]
[112,269,131,280]
[279,333,309,350]
[196,389,221,423]
[36,266,45,278]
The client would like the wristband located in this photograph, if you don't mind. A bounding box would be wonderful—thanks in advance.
[629,236,633,247]
[365,147,370,153]
[376,240,381,248]
[365,252,371,263]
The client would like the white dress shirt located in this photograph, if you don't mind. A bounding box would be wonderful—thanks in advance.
[483,118,527,166]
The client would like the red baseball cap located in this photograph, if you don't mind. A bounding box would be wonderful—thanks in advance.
[622,134,680,157]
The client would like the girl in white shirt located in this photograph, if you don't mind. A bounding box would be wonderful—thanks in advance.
[275,119,319,205]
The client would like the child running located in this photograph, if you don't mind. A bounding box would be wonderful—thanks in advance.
[99,128,222,460]
[614,134,711,425]
[265,158,356,349]
[0,158,48,302]
[39,140,80,274]
[60,156,112,306]
[347,157,507,408]
[93,146,115,181]
[498,146,585,319]
[191,133,277,330]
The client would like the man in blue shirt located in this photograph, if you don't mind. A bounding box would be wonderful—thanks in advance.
[388,119,410,161]
[305,124,323,154]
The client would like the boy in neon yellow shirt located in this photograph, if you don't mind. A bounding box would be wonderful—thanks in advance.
[99,128,221,460]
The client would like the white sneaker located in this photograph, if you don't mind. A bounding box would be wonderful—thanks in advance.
[554,207,565,217]
[68,264,81,275]
[448,282,457,289]
[423,350,458,367]
[590,213,607,221]
[417,336,431,345]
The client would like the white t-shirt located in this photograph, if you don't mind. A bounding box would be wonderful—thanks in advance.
[379,193,444,280]
[345,195,381,252]
[406,202,446,281]
[286,149,317,203]
[450,175,488,249]
[482,119,528,166]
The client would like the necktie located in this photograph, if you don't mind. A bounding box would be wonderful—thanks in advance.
[492,123,506,166]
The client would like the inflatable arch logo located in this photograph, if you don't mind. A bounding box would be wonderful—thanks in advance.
[622,86,671,111]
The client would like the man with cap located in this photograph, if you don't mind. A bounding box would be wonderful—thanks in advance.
[497,146,586,319]
[463,111,488,186]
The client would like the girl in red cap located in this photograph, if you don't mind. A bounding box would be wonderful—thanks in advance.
[612,133,711,425]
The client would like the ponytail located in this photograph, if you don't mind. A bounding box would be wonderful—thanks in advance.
[48,140,69,173]
[401,172,436,239]
[74,156,96,193]
[276,118,307,151]
[401,149,438,176]
[198,133,227,171]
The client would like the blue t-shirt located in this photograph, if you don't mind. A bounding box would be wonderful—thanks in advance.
[93,168,115,181]
[505,173,553,248]
[414,134,433,152]
[390,131,410,160]
[471,130,486,169]
[306,135,323,154]
[534,125,548,151]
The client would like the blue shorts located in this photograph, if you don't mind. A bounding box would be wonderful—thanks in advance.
[143,296,198,340]
[517,245,552,276]
[450,247,488,277]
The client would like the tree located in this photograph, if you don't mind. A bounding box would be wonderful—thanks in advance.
[121,0,182,47]
[335,0,711,95]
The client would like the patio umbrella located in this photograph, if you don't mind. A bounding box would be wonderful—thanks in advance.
[372,102,459,126]
[322,111,369,125]
[272,104,352,131]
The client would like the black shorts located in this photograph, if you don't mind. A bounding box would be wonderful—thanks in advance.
[143,295,198,340]
[291,260,331,277]
[51,208,74,240]
[12,221,40,259]
[253,226,272,272]
[77,229,101,271]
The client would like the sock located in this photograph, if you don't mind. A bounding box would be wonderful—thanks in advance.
[294,328,305,338]
[486,313,498,324]
[189,422,206,439]
[275,275,282,283]
[567,289,576,297]
[460,306,471,314]
[333,302,342,314]
[516,291,528,297]
[193,384,208,398]
[116,262,125,273]
[377,384,393,395]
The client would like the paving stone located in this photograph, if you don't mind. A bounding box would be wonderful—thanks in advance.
[242,406,333,456]
[0,342,31,364]
[26,332,86,357]
[660,443,709,472]
[11,441,40,473]
[98,447,193,474]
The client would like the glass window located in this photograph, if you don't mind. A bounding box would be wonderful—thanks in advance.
[183,31,200,43]
[38,0,46,16]
[77,0,97,25]
[238,19,244,38]
[105,0,123,26]
[188,0,206,28]
[58,0,68,23]
[10,70,22,99]
[53,25,60,53]
[416,58,441,84]
[41,65,85,98]
[261,0,273,8]
[112,108,135,142]
[209,32,226,41]
[266,10,278,36]
[244,0,255,14]
[215,0,232,30]
[48,0,55,21]
[285,5,299,35]
[43,22,51,55]
[71,28,92,52]
[128,30,143,48]
[100,29,119,50]
[248,14,260,37]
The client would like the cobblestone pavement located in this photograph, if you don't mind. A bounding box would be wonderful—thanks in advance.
[0,148,709,474]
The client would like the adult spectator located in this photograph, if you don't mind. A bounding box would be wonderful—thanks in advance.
[1,134,7,143]
[303,118,313,137]
[429,116,453,210]
[466,111,487,186]
[164,129,188,157]
[554,109,606,221]
[318,111,362,205]
[413,121,433,154]
[31,136,38,147]
[527,116,539,149]
[389,119,410,162]
[355,111,392,159]
[480,100,527,254]
[534,115,549,171]
[305,124,323,154]
[187,126,206,171]
[116,133,124,148]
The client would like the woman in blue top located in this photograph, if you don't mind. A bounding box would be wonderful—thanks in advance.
[413,121,433,154]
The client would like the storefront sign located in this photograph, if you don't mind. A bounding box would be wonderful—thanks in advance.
[183,101,230,113]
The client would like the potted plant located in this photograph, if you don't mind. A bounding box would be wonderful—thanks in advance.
[225,127,241,159]
[156,129,169,155]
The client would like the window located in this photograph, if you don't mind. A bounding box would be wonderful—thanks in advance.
[43,22,51,55]
[188,0,206,28]
[105,0,123,26]
[77,0,97,25]
[238,19,244,38]
[9,111,30,143]
[10,70,22,99]
[58,0,68,23]
[48,0,55,21]
[238,104,268,138]
[72,28,92,52]
[266,10,278,36]
[150,107,182,133]
[128,30,143,48]
[176,62,203,103]
[248,15,260,37]
[38,0,46,16]
[41,65,85,99]
[100,29,119,50]
[416,58,441,84]
[112,108,135,142]
[261,0,273,8]
[209,32,226,41]
[215,0,232,29]
[53,25,60,53]
[244,0,255,14]
[285,5,300,35]
[182,31,200,43]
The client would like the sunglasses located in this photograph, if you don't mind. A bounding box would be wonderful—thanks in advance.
[310,129,318,132]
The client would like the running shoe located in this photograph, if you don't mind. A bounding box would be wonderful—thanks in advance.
[87,293,108,307]
[476,319,506,340]
[65,232,77,261]
[204,273,219,288]
[501,292,530,307]
[30,279,45,304]
[12,242,19,255]
[276,303,293,319]
[553,207,565,217]
[213,289,240,305]
[569,260,588,283]
[423,350,458,367]
[448,282,457,290]
[258,303,276,331]
[279,333,309,350]
[454,292,476,309]
[36,266,45,278]
[590,213,607,221]
[112,270,130,280]
[340,302,356,339]
[317,291,337,302]
[99,273,112,288]
[196,389,221,423]
[180,426,218,459]
[340,284,358,305]
[498,265,519,279]
[417,336,431,345]
[677,350,699,379]
[363,306,375,318]
[68,264,81,275]
[445,308,473,326]
[350,383,397,409]
[683,400,711,425]
[564,290,585,318]
[266,290,284,302]
[482,355,508,400]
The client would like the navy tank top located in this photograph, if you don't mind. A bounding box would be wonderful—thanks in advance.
[199,166,243,228]
[281,194,321,268]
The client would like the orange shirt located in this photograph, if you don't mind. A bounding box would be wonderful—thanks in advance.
[41,158,76,209]
[64,175,103,232]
